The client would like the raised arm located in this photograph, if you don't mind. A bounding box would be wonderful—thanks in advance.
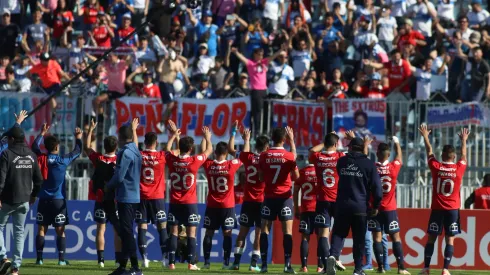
[231,48,249,64]
[418,124,433,156]
[285,126,297,160]
[131,118,139,145]
[186,8,198,27]
[266,50,286,66]
[458,128,470,162]
[202,126,213,158]
[363,135,372,155]
[363,59,384,70]
[392,136,402,162]
[242,128,251,153]
[62,127,83,165]
[166,120,181,155]
[228,121,239,156]
[84,119,97,156]
[32,123,50,156]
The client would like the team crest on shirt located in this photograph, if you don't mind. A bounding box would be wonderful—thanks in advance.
[281,206,292,217]
[429,222,439,232]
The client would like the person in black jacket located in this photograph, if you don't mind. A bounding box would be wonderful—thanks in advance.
[325,137,382,275]
[0,123,43,275]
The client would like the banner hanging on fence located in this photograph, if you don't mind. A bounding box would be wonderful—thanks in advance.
[175,97,251,143]
[113,96,250,143]
[427,101,490,128]
[0,91,76,140]
[332,99,386,149]
[271,100,325,150]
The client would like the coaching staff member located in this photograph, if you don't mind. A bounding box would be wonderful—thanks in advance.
[325,137,382,275]
[0,124,43,275]
[107,119,142,275]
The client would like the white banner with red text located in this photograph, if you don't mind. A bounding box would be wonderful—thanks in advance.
[113,96,251,143]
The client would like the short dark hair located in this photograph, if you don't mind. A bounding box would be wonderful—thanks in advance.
[324,12,334,19]
[215,142,228,156]
[144,132,158,147]
[473,47,483,53]
[44,135,59,152]
[5,65,14,74]
[104,136,118,152]
[118,125,133,142]
[377,142,390,157]
[484,174,490,187]
[442,145,456,155]
[390,49,401,56]
[354,110,368,121]
[215,56,224,63]
[255,135,269,152]
[271,128,287,144]
[179,136,194,153]
[324,133,339,147]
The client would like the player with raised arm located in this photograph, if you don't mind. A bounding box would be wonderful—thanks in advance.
[32,124,83,266]
[165,126,213,271]
[201,139,243,269]
[228,123,270,272]
[84,119,121,268]
[0,110,29,155]
[293,163,320,273]
[368,137,410,274]
[258,127,299,274]
[308,132,349,272]
[418,125,469,275]
[136,120,180,268]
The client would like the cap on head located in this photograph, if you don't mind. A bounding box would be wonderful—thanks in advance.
[203,10,213,17]
[199,43,208,50]
[360,15,371,23]
[122,13,131,20]
[472,0,483,5]
[2,9,11,17]
[40,52,51,61]
[371,72,382,81]
[404,19,413,27]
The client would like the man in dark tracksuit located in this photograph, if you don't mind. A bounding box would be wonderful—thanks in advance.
[0,126,43,275]
[325,138,382,275]
[107,120,142,275]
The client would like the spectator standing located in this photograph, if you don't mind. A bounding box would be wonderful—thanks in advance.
[244,19,269,58]
[188,9,219,57]
[217,13,248,55]
[109,0,135,27]
[410,57,433,101]
[0,10,21,59]
[377,5,397,53]
[28,52,70,116]
[0,66,21,92]
[467,0,489,29]
[77,0,105,35]
[394,19,426,50]
[365,49,413,94]
[284,0,312,29]
[188,74,216,99]
[353,72,387,99]
[52,0,74,46]
[262,0,285,34]
[132,0,149,27]
[135,36,157,66]
[107,121,142,275]
[212,0,236,26]
[189,43,215,78]
[0,112,43,275]
[22,9,49,55]
[436,15,474,42]
[0,1,21,27]
[125,67,161,98]
[90,12,115,47]
[406,0,437,54]
[437,0,456,26]
[92,53,131,117]
[267,52,294,99]
[232,48,284,134]
[208,56,228,97]
[13,56,33,92]
[116,13,138,48]
[457,46,490,102]
[289,29,315,79]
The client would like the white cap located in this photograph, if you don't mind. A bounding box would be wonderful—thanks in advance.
[2,9,11,16]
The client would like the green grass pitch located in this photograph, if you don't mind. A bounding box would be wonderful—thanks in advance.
[15,260,488,275]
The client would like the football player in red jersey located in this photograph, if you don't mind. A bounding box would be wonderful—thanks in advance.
[165,126,213,271]
[464,174,490,209]
[308,132,346,272]
[293,164,320,273]
[368,137,410,274]
[258,127,299,274]
[418,125,469,275]
[201,141,243,269]
[136,121,180,268]
[228,125,269,272]
[84,119,122,268]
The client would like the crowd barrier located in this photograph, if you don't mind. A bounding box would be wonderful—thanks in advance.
[3,201,271,263]
[272,208,490,270]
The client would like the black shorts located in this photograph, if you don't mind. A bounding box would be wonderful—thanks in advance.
[136,199,167,224]
[42,83,61,95]
[168,203,199,226]
[159,82,175,104]
[36,199,69,227]
[368,210,401,234]
[204,207,236,231]
[239,201,262,228]
[299,211,317,235]
[261,198,294,221]
[103,90,126,100]
[94,200,119,225]
[427,209,461,236]
[315,201,335,228]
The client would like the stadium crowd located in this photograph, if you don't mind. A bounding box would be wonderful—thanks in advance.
[1,0,490,110]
